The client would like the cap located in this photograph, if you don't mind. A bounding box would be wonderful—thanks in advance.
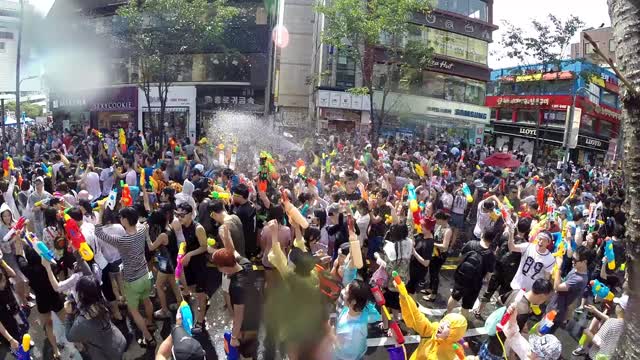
[35,176,44,184]
[193,164,204,174]
[171,327,205,360]
[582,209,590,217]
[614,294,629,310]
[473,179,484,188]
[557,206,567,214]
[529,334,562,360]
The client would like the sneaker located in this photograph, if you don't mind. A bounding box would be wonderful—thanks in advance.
[572,347,586,356]
[575,306,584,314]
[154,309,171,319]
[422,294,437,302]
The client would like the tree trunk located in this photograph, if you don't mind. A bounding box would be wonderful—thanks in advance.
[609,0,640,359]
[14,0,24,154]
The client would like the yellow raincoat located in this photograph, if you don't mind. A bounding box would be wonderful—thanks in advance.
[399,294,468,360]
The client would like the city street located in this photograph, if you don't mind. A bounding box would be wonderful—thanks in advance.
[8,259,582,360]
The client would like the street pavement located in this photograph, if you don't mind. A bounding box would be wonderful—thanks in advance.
[4,260,583,360]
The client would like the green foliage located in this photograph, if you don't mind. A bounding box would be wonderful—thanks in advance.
[3,102,43,119]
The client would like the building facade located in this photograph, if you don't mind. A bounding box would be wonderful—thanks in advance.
[570,27,614,66]
[486,60,621,165]
[45,0,271,141]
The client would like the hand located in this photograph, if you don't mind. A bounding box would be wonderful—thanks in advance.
[171,218,182,233]
[9,338,19,351]
[182,253,191,267]
[584,304,597,313]
[64,300,75,314]
[41,257,51,267]
[230,336,240,347]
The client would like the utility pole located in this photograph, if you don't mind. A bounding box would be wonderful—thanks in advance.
[14,0,24,154]
[0,99,4,141]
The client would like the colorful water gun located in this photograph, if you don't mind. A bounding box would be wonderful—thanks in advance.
[371,286,405,345]
[3,216,26,242]
[414,163,425,178]
[604,239,616,270]
[120,181,132,207]
[528,175,540,187]
[407,184,421,233]
[41,163,52,177]
[169,137,177,152]
[17,172,23,188]
[529,310,557,335]
[295,159,306,175]
[34,197,52,207]
[453,343,465,359]
[537,187,546,214]
[528,216,548,242]
[297,173,317,186]
[570,179,580,199]
[300,203,310,217]
[590,279,614,301]
[175,242,186,283]
[587,203,599,232]
[223,331,240,360]
[281,189,309,229]
[92,129,108,150]
[2,158,9,177]
[117,128,127,153]
[210,191,231,200]
[24,231,56,264]
[178,300,194,335]
[63,217,94,261]
[462,183,473,203]
[503,196,513,209]
[105,188,118,211]
[13,333,30,360]
[552,239,565,258]
[139,167,146,188]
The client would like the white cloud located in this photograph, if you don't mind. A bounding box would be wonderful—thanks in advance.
[29,0,55,16]
[489,0,611,69]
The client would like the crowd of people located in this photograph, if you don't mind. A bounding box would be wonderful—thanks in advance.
[0,124,629,360]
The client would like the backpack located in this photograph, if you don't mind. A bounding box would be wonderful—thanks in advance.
[454,249,484,284]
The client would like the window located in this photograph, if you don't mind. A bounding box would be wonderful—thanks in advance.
[517,109,538,124]
[468,0,488,21]
[421,71,446,99]
[609,39,615,52]
[584,42,594,55]
[600,89,618,108]
[542,110,567,127]
[600,121,612,137]
[498,108,514,121]
[464,79,486,105]
[0,42,4,53]
[467,37,488,64]
[581,114,596,133]
[543,80,573,94]
[425,28,488,65]
[437,0,488,22]
[0,31,13,40]
[336,53,356,88]
[444,78,466,102]
[490,109,497,120]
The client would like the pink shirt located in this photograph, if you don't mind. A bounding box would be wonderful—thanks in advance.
[260,224,292,268]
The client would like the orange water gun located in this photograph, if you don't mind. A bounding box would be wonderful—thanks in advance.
[120,181,132,206]
[63,216,94,261]
[570,179,580,199]
[118,128,127,153]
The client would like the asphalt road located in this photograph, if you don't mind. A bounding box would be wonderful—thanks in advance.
[4,262,583,360]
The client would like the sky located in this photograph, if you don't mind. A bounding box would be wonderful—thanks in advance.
[489,0,611,69]
[30,0,55,16]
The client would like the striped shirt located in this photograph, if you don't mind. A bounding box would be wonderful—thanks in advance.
[95,224,149,282]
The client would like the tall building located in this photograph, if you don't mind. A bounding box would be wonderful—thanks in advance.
[570,27,615,65]
[486,59,621,165]
[45,0,272,141]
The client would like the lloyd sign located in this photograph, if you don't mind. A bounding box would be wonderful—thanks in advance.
[578,135,608,151]
[519,128,537,136]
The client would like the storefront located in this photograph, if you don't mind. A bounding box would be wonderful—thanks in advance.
[196,85,265,138]
[374,91,490,146]
[316,89,371,133]
[138,86,197,143]
[575,134,609,165]
[493,122,565,164]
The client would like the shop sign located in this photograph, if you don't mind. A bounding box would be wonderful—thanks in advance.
[577,135,609,151]
[592,104,622,121]
[410,10,494,42]
[492,123,565,144]
[375,91,490,123]
[90,87,138,112]
[496,97,549,106]
[316,90,369,111]
[52,98,88,109]
[519,127,537,136]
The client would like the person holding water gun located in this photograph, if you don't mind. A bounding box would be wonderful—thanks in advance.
[500,304,563,360]
[156,311,206,360]
[0,255,29,355]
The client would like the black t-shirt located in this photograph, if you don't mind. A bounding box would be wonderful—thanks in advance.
[461,240,496,279]
[18,249,58,297]
[229,258,261,331]
[0,274,21,345]
[410,235,434,278]
[369,204,392,238]
[233,202,257,250]
[497,233,525,277]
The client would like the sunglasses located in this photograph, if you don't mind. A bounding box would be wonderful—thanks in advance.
[174,212,188,218]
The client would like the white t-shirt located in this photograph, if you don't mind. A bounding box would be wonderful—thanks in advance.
[355,213,370,245]
[510,243,555,291]
[52,162,65,177]
[97,223,125,263]
[440,192,453,211]
[125,169,137,187]
[100,167,115,196]
[85,171,101,199]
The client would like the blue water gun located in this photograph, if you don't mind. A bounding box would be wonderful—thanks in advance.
[13,333,30,360]
[590,279,614,301]
[604,239,616,270]
[179,300,194,336]
[24,232,56,264]
[224,331,240,360]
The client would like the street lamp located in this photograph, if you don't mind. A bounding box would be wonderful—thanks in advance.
[19,75,38,88]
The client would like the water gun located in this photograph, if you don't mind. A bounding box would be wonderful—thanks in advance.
[385,214,393,225]
[462,183,473,203]
[537,187,546,214]
[118,128,127,153]
[178,300,194,335]
[529,310,557,335]
[281,189,309,229]
[503,196,513,209]
[120,181,132,207]
[604,239,616,270]
[590,279,614,301]
[295,159,306,175]
[2,158,9,177]
[13,333,30,360]
[17,173,23,188]
[41,163,52,177]
[527,175,540,187]
[24,231,56,264]
[169,137,177,152]
[371,286,405,345]
[392,270,408,297]
[528,216,548,242]
[453,343,465,360]
[63,217,94,261]
[92,129,108,150]
[570,179,580,199]
[223,331,240,360]
[414,163,425,178]
[552,239,565,258]
[105,188,118,211]
[139,167,146,187]
[300,203,310,217]
[347,215,363,269]
[149,176,158,193]
[175,242,186,283]
[587,203,598,232]
[210,191,231,200]
[34,197,52,207]
[3,216,26,242]
[297,173,317,186]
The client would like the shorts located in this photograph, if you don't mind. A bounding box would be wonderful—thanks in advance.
[184,259,207,293]
[101,265,116,302]
[105,259,123,274]
[156,255,174,275]
[367,236,384,260]
[124,274,152,308]
[383,290,401,310]
[205,266,222,297]
[36,291,64,314]
[478,342,504,360]
[450,213,465,229]
[451,283,481,310]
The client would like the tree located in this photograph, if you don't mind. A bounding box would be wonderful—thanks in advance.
[317,0,432,149]
[606,1,640,359]
[497,14,584,162]
[4,101,43,119]
[114,0,237,146]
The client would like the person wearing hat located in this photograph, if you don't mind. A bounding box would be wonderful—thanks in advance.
[572,294,627,358]
[190,165,208,192]
[27,176,53,239]
[156,318,206,360]
[501,304,562,360]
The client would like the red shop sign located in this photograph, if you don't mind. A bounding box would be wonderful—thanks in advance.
[485,95,573,109]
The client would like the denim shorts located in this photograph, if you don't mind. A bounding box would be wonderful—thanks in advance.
[450,213,465,229]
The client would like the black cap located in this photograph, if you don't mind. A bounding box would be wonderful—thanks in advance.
[171,327,205,360]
